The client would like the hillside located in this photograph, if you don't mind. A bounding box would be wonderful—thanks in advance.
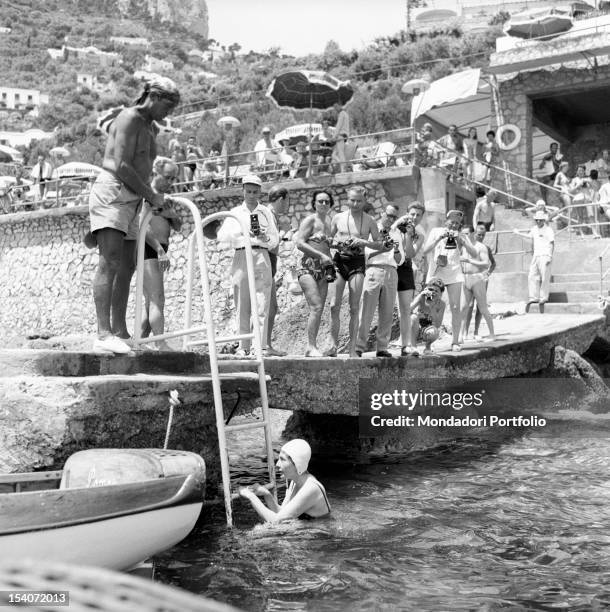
[0,1,501,164]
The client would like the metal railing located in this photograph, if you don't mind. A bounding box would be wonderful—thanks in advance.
[133,197,276,526]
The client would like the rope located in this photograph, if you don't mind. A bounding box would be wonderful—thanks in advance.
[164,390,181,450]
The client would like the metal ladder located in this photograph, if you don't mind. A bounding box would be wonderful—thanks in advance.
[133,198,277,526]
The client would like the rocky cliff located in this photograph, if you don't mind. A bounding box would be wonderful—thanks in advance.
[116,0,209,37]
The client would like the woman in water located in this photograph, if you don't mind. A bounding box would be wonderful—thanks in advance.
[239,439,331,523]
[295,190,335,356]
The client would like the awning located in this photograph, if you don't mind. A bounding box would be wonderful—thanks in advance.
[410,69,492,136]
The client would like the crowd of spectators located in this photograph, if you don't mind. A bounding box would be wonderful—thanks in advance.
[212,176,502,358]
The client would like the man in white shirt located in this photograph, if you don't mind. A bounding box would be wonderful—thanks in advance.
[355,205,405,358]
[30,154,53,203]
[254,126,281,175]
[513,211,554,313]
[217,174,279,356]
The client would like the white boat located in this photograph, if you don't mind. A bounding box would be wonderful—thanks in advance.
[0,449,205,571]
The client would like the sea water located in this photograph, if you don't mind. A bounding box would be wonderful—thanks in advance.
[154,411,610,611]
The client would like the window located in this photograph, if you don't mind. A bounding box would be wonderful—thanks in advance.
[27,95,33,101]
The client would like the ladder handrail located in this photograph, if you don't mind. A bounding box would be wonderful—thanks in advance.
[133,198,276,526]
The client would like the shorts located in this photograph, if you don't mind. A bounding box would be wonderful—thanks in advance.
[297,256,324,282]
[464,272,486,291]
[333,250,365,281]
[418,315,433,328]
[89,170,142,240]
[397,260,415,292]
[269,251,278,278]
[144,242,168,261]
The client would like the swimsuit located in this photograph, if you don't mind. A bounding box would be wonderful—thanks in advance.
[397,259,415,292]
[287,479,331,520]
[297,233,331,282]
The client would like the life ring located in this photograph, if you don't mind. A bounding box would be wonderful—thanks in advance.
[496,124,521,151]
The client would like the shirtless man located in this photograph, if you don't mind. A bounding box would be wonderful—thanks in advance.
[89,76,180,353]
[458,225,495,342]
[328,186,383,357]
[473,189,497,231]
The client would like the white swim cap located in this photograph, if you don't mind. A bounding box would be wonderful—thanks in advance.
[281,439,311,475]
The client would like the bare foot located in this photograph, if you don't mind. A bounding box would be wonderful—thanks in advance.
[323,346,337,357]
[305,347,323,357]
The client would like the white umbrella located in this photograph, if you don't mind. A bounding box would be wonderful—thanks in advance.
[53,162,102,179]
[402,78,430,96]
[276,123,325,143]
[217,116,240,128]
[49,146,71,158]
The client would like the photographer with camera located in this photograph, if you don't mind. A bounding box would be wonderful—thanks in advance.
[295,190,336,357]
[328,186,385,358]
[355,205,405,358]
[390,201,426,356]
[408,278,446,356]
[423,209,478,352]
[217,174,279,356]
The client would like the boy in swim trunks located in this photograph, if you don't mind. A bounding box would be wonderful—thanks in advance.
[409,278,446,355]
[89,76,180,354]
[328,186,385,358]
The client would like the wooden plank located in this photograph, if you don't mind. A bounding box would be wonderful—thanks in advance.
[0,471,63,484]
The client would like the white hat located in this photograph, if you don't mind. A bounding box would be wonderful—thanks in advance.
[241,174,262,187]
[281,439,311,475]
[534,210,548,220]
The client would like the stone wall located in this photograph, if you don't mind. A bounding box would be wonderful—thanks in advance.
[0,174,413,344]
[494,64,610,205]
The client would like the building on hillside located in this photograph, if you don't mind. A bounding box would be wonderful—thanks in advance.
[187,49,207,64]
[0,128,55,149]
[142,55,174,73]
[47,45,121,67]
[76,73,97,91]
[0,27,11,34]
[0,87,49,117]
[110,36,150,49]
[488,11,610,201]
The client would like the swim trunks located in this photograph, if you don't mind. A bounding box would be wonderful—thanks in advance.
[89,170,142,240]
[333,250,365,281]
[298,256,324,282]
[144,242,169,261]
[397,259,415,292]
[464,272,486,290]
[418,315,433,328]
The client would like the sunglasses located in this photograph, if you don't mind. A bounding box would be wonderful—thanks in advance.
[316,198,331,204]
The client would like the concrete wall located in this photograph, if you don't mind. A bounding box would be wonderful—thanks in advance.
[0,168,455,343]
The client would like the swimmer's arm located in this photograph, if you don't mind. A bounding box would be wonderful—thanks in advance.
[111,111,163,207]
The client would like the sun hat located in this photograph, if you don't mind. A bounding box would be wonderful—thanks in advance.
[534,210,548,220]
[261,126,271,133]
[241,174,262,187]
[446,209,464,219]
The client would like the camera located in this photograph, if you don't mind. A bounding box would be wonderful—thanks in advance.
[380,230,395,250]
[444,230,458,249]
[423,288,435,302]
[250,213,261,237]
[323,263,337,283]
[396,218,414,234]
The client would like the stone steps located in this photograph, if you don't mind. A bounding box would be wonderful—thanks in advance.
[537,302,606,315]
[549,290,604,303]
